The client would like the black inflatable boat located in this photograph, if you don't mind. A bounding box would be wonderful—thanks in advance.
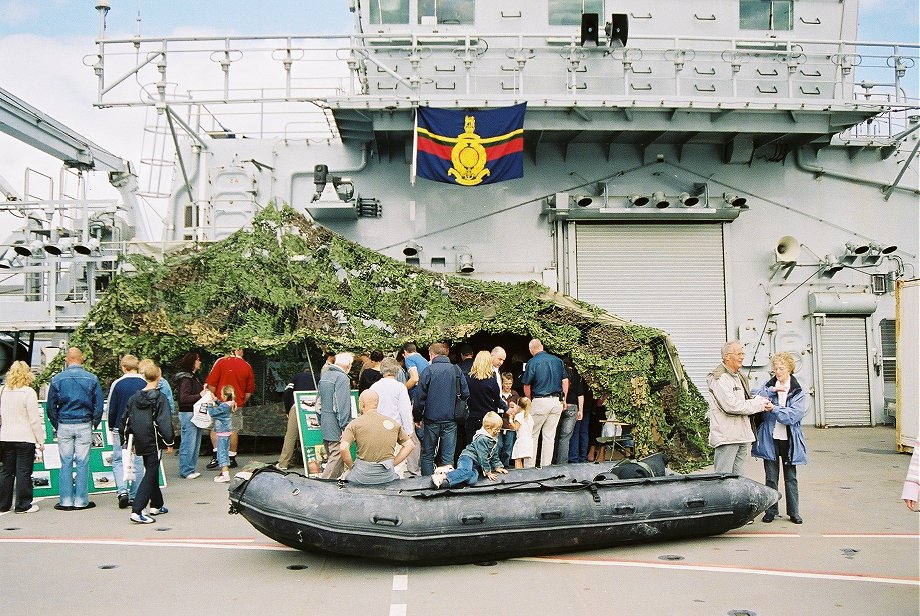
[228,458,778,565]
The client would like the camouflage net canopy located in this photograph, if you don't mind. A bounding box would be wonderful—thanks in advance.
[55,204,711,471]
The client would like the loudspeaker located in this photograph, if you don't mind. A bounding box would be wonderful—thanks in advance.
[580,13,599,46]
[606,13,629,47]
[774,235,801,264]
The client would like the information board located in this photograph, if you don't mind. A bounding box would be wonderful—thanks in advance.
[33,402,166,500]
[293,389,358,476]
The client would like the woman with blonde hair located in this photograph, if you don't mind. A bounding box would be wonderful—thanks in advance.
[0,361,46,513]
[462,351,508,446]
[751,352,808,524]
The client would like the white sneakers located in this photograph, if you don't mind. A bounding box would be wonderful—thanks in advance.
[431,464,453,489]
[148,506,168,515]
[214,472,230,483]
[184,472,201,479]
[15,504,39,513]
[130,512,155,524]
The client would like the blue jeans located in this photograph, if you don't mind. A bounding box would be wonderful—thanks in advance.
[111,429,144,500]
[57,422,92,507]
[421,420,456,476]
[178,412,203,477]
[445,454,479,488]
[216,435,230,468]
[569,406,591,462]
[498,430,516,468]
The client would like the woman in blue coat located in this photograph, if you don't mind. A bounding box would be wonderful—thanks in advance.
[751,352,807,524]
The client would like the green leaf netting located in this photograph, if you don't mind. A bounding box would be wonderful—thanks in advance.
[44,203,711,471]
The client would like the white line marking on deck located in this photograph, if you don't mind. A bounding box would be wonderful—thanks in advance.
[389,604,407,616]
[518,556,920,587]
[0,537,295,551]
[822,533,920,539]
[392,574,409,591]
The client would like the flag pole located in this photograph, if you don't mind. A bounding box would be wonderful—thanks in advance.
[410,107,419,186]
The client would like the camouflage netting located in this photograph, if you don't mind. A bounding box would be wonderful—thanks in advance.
[45,203,711,471]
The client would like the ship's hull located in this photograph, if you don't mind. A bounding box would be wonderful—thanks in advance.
[228,462,778,565]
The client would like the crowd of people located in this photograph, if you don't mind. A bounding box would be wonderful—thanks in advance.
[0,339,916,525]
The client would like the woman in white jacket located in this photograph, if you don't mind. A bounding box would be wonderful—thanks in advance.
[0,361,46,513]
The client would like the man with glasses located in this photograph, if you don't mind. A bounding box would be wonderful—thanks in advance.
[707,340,772,475]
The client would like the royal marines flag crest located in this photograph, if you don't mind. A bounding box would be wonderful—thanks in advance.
[414,103,526,186]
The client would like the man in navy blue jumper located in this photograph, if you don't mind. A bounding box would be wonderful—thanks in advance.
[413,342,469,476]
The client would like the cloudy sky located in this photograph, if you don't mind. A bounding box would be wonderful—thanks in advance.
[0,0,916,233]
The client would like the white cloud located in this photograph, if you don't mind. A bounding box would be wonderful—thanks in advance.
[0,0,42,27]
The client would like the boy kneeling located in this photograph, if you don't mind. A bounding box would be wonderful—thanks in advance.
[432,412,507,489]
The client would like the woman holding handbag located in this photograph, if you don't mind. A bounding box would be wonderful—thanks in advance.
[0,361,46,513]
[174,352,206,479]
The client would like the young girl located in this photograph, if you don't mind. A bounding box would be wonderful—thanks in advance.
[497,372,519,468]
[432,412,507,489]
[211,385,237,483]
[510,397,533,469]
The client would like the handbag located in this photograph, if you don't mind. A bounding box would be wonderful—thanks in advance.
[191,391,214,429]
[453,366,469,423]
[122,434,135,481]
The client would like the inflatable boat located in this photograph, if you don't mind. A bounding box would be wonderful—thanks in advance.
[228,458,778,565]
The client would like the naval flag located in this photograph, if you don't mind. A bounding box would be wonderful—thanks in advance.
[414,103,526,186]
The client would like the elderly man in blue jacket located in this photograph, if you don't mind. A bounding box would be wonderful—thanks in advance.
[412,342,469,476]
[46,347,104,511]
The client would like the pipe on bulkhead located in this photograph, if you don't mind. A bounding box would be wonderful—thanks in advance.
[793,148,920,196]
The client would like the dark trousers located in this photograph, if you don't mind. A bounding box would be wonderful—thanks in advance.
[497,429,516,468]
[764,438,799,517]
[132,452,164,514]
[463,416,483,446]
[0,442,36,512]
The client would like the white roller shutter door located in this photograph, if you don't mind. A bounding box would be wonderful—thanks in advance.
[573,223,727,394]
[818,316,871,426]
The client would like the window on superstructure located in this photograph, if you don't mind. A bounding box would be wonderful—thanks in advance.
[417,0,474,25]
[740,0,794,30]
[548,0,605,26]
[369,0,409,24]
[184,205,198,228]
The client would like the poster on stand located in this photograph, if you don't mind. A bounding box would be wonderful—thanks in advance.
[34,402,166,500]
[294,390,358,476]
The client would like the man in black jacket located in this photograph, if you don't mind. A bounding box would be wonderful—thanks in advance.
[412,342,469,476]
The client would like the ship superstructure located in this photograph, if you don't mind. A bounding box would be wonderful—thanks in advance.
[1,0,917,430]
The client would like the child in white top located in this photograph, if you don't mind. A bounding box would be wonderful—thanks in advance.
[510,397,534,469]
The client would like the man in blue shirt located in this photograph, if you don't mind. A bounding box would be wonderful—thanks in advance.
[521,339,569,468]
[46,347,104,510]
[402,343,429,404]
